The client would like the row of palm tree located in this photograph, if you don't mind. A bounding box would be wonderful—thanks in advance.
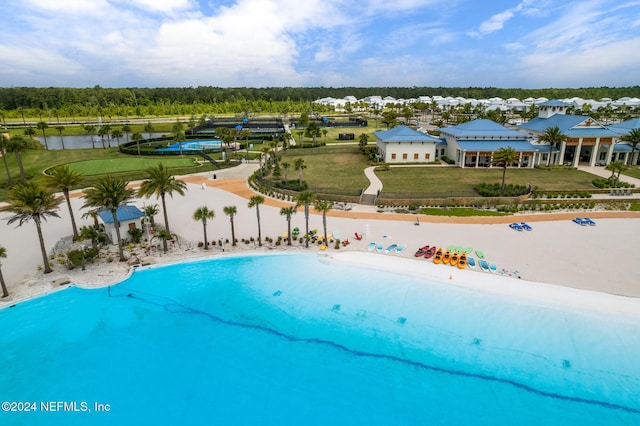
[2,163,187,286]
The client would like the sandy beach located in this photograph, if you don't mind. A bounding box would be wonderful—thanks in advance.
[1,163,640,306]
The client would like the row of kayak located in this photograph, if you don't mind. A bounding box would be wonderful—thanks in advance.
[415,246,468,269]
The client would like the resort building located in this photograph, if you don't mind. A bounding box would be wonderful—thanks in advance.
[374,125,441,163]
[518,100,621,167]
[607,118,640,165]
[97,205,145,244]
[438,119,543,168]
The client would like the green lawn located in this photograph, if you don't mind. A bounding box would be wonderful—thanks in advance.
[623,165,640,179]
[281,146,370,191]
[66,157,198,176]
[377,166,598,194]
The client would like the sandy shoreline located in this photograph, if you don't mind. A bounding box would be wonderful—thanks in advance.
[1,166,640,308]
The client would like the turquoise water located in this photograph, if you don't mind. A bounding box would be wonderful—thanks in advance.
[1,253,640,425]
[158,140,222,152]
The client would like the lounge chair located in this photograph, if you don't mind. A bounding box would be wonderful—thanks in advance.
[572,217,588,226]
[354,232,363,240]
[584,217,596,226]
[479,259,490,272]
[520,222,532,231]
[509,222,523,231]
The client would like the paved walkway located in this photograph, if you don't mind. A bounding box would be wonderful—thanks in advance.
[577,165,640,187]
[362,166,383,195]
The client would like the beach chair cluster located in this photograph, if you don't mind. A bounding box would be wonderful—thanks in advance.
[572,217,596,226]
[509,222,532,231]
[367,240,407,255]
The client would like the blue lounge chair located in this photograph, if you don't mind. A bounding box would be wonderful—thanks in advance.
[520,222,533,231]
[584,217,596,226]
[467,256,476,269]
[509,222,523,231]
[572,217,587,226]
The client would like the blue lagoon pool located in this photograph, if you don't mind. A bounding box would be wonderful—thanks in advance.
[1,253,639,425]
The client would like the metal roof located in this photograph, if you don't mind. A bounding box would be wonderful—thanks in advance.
[97,205,145,224]
[519,115,618,137]
[441,119,527,138]
[456,140,556,152]
[374,125,441,142]
[608,118,640,134]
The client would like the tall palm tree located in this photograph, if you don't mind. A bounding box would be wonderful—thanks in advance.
[491,147,519,196]
[294,158,306,185]
[223,205,238,246]
[193,206,215,249]
[6,135,27,182]
[122,124,132,143]
[248,195,265,246]
[84,124,97,149]
[111,129,123,146]
[23,126,36,142]
[0,245,8,297]
[621,128,640,166]
[82,175,136,262]
[539,126,567,166]
[131,132,143,155]
[137,163,187,235]
[296,190,315,248]
[55,125,66,149]
[6,181,61,274]
[281,161,291,183]
[143,121,155,139]
[280,206,296,246]
[45,164,84,239]
[0,134,13,185]
[314,199,332,245]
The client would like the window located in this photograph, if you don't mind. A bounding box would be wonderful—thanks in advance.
[414,153,419,160]
[128,223,137,230]
[402,153,408,160]
[391,153,396,160]
[425,153,430,160]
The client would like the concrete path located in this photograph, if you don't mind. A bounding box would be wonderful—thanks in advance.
[362,166,383,195]
[577,165,640,187]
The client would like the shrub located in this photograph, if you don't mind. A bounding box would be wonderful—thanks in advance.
[475,183,528,197]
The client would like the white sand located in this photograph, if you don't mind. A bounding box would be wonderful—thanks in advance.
[1,168,639,308]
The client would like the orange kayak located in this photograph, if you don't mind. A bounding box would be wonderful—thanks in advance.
[433,248,443,264]
[450,251,459,267]
[442,250,451,264]
[458,253,467,269]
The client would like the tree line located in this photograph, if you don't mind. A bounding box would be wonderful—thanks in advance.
[2,86,640,118]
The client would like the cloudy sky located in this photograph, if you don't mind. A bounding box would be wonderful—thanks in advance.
[1,0,639,88]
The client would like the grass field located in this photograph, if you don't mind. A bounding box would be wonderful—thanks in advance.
[376,166,599,194]
[66,157,199,176]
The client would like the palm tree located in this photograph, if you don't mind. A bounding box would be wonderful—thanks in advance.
[314,199,332,245]
[45,164,84,239]
[111,129,123,146]
[6,135,27,183]
[55,125,66,149]
[6,181,61,274]
[82,175,136,262]
[621,128,640,166]
[223,205,238,246]
[122,124,132,143]
[36,121,49,149]
[539,126,567,166]
[294,158,306,185]
[0,245,8,297]
[84,124,97,149]
[491,147,519,196]
[248,195,265,246]
[137,163,187,235]
[280,206,296,246]
[79,225,108,251]
[143,204,159,228]
[295,190,315,248]
[143,121,155,139]
[193,206,215,249]
[152,229,176,253]
[23,126,36,141]
[131,132,143,155]
[0,134,13,185]
[281,161,291,183]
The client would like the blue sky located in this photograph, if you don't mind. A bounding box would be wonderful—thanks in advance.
[1,0,639,88]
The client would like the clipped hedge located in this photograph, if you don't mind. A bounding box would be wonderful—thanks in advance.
[475,183,529,197]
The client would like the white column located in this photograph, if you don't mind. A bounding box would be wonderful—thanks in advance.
[606,142,614,164]
[475,152,479,168]
[590,138,600,167]
[558,141,566,165]
[573,138,583,167]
